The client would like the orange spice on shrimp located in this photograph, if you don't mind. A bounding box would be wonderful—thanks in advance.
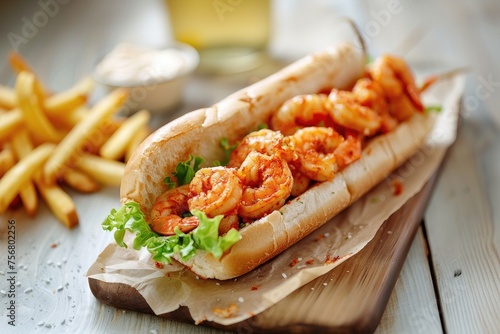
[352,77,398,133]
[369,54,424,120]
[237,152,293,221]
[270,94,334,135]
[188,166,243,235]
[291,126,344,182]
[228,128,296,168]
[150,185,199,236]
[329,89,382,136]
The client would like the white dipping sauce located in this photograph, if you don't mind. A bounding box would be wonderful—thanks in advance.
[95,43,189,85]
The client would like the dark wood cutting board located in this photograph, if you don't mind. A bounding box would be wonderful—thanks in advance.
[89,174,438,333]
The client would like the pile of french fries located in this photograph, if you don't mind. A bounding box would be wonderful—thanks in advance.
[0,53,151,228]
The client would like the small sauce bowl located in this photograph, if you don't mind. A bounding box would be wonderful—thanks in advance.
[93,42,199,113]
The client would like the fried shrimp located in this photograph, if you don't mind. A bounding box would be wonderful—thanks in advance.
[352,78,398,133]
[150,185,199,236]
[329,89,382,136]
[369,54,423,112]
[188,166,243,234]
[188,166,243,217]
[333,130,362,170]
[270,94,333,135]
[292,127,344,182]
[352,78,388,114]
[228,129,296,168]
[237,152,293,220]
[388,94,420,122]
[289,163,311,197]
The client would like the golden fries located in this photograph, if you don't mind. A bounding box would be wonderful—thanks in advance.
[10,128,33,157]
[0,109,23,143]
[0,146,16,177]
[100,109,151,160]
[62,169,100,193]
[16,72,63,144]
[8,126,79,226]
[48,105,87,130]
[18,181,38,217]
[78,154,126,187]
[9,51,47,99]
[125,125,150,162]
[1,51,151,228]
[0,143,55,213]
[0,85,16,109]
[44,76,94,115]
[81,117,123,155]
[43,88,129,184]
[34,171,79,228]
[8,51,35,74]
[10,129,38,216]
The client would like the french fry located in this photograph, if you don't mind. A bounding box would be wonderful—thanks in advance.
[17,179,38,217]
[15,72,63,144]
[10,129,38,216]
[125,125,150,162]
[10,128,33,157]
[47,105,87,130]
[43,88,129,184]
[8,51,35,74]
[44,76,95,115]
[62,169,100,193]
[100,109,151,160]
[9,128,77,226]
[9,52,47,99]
[82,117,123,154]
[0,109,23,143]
[0,146,16,177]
[0,143,55,213]
[78,154,125,186]
[1,55,151,226]
[34,171,78,228]
[0,85,16,109]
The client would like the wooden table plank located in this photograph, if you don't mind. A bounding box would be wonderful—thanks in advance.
[424,117,500,333]
[375,227,442,334]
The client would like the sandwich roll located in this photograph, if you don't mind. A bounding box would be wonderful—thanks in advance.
[104,42,436,280]
[121,43,365,213]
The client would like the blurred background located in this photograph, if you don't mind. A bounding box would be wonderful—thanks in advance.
[1,0,498,125]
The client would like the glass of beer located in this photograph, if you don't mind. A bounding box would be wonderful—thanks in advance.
[165,0,271,74]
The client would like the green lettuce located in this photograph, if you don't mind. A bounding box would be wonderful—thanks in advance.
[164,155,204,189]
[102,202,241,263]
[425,105,442,113]
[214,137,238,166]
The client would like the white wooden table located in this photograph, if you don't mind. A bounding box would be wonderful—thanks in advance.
[1,0,499,333]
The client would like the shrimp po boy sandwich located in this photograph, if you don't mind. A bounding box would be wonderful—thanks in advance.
[102,42,435,280]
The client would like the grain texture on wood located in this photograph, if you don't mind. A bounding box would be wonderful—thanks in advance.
[375,227,442,334]
[425,118,500,334]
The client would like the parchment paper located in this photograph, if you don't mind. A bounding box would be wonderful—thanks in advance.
[86,74,466,325]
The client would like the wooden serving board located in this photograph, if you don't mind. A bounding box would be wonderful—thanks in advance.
[89,174,439,333]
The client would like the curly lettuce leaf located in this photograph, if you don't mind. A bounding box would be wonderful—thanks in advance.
[101,201,154,249]
[101,202,241,263]
[214,137,238,166]
[191,210,242,259]
[164,155,204,188]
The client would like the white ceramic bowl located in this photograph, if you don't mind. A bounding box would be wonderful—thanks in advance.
[93,42,199,113]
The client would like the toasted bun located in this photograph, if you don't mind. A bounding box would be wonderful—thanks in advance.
[121,43,434,279]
